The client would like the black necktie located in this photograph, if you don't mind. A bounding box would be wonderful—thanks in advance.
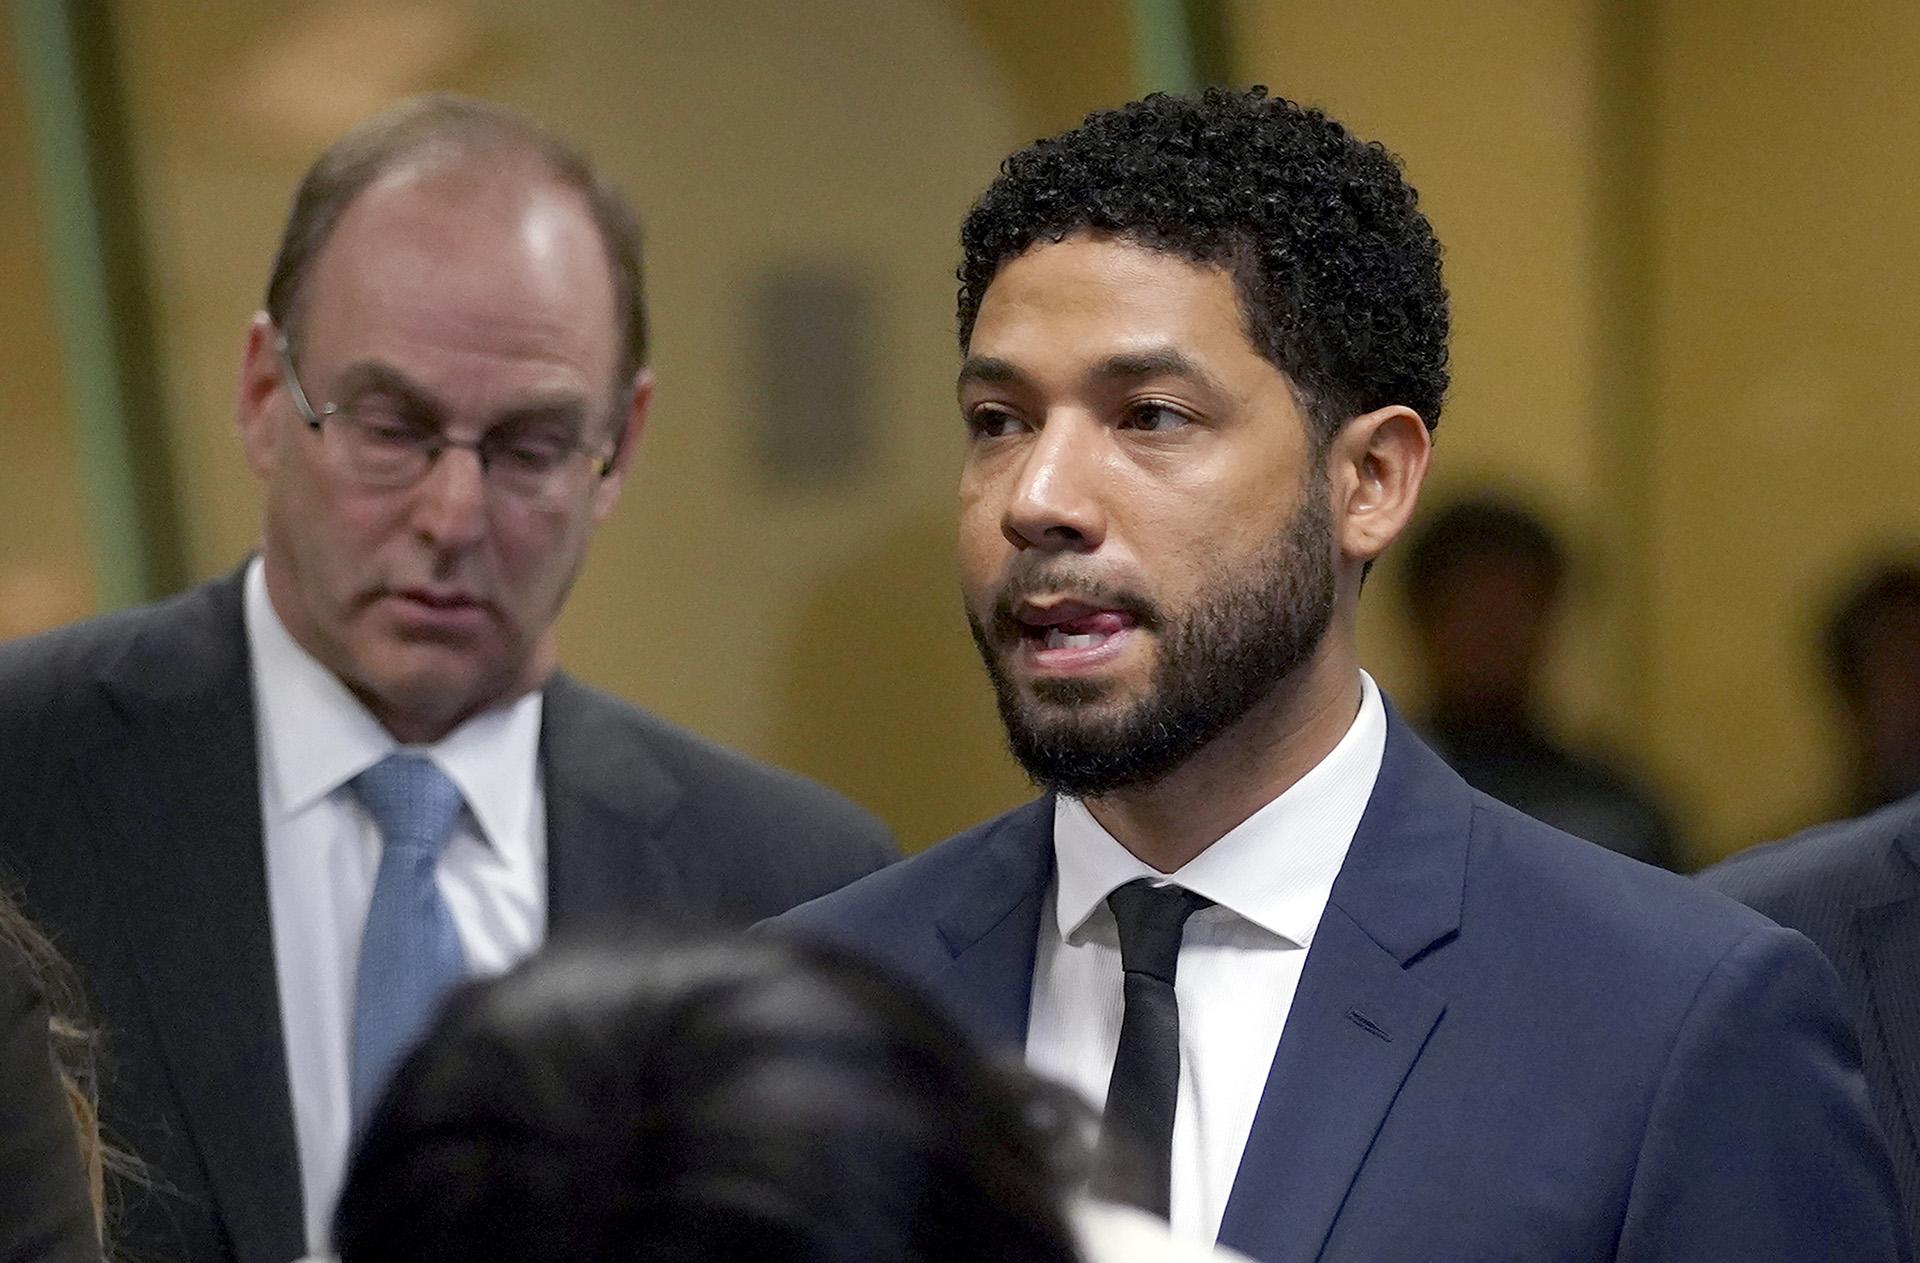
[1093,878,1213,1218]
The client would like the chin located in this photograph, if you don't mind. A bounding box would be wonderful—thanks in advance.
[364,647,504,714]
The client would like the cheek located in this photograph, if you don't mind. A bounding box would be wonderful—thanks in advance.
[272,463,359,576]
[497,512,591,608]
[956,499,1008,598]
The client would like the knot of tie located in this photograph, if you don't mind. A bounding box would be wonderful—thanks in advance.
[1107,878,1213,987]
[351,754,465,857]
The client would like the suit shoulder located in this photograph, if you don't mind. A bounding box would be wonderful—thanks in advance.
[0,577,234,712]
[772,802,1042,940]
[548,676,896,857]
[1469,792,1782,966]
[1699,795,1920,926]
[0,603,149,707]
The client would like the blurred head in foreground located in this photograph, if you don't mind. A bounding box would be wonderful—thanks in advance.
[333,935,1084,1263]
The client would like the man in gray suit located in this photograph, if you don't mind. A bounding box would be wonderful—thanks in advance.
[1702,791,1920,1245]
[0,95,892,1263]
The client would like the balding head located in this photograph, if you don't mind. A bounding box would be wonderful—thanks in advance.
[264,93,647,390]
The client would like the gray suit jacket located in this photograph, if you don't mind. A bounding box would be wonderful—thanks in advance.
[1701,792,1920,1247]
[0,568,895,1263]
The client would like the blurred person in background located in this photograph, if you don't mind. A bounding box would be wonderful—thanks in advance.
[1701,786,1920,1243]
[777,87,1906,1261]
[0,94,892,1263]
[1698,554,1920,1244]
[0,889,102,1263]
[1400,497,1681,869]
[333,935,1247,1263]
[1822,559,1920,819]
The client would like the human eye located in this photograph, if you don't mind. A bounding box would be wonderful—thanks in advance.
[488,430,573,473]
[502,441,569,473]
[964,404,1027,440]
[1119,401,1192,433]
[344,403,431,448]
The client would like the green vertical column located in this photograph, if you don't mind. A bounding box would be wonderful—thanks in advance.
[1128,0,1234,94]
[12,0,184,607]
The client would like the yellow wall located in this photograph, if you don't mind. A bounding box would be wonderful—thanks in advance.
[1646,0,1920,851]
[13,2,1920,859]
[0,4,96,637]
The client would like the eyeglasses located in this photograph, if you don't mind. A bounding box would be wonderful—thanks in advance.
[276,336,615,510]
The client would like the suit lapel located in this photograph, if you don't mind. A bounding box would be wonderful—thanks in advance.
[1218,713,1468,1263]
[929,798,1055,1047]
[84,573,304,1262]
[1854,804,1920,1166]
[539,673,689,934]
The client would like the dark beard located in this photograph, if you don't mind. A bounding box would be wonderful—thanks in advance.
[968,478,1335,798]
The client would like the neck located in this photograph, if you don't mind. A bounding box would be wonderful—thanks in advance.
[1083,639,1365,872]
[365,696,468,746]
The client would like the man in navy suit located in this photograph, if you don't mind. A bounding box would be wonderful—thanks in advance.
[774,88,1906,1261]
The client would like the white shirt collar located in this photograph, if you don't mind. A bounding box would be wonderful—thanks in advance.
[1051,670,1387,950]
[243,557,544,853]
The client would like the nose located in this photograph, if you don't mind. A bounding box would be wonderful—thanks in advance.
[410,447,489,551]
[1000,416,1106,553]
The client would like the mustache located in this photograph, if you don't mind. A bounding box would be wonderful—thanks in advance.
[987,559,1165,640]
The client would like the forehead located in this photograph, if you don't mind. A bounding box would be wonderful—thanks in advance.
[966,234,1261,373]
[298,166,620,387]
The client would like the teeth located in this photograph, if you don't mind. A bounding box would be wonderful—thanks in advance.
[1044,629,1106,650]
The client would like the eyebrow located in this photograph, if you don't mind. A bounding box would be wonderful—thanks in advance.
[956,355,1021,392]
[1093,348,1230,398]
[955,347,1230,398]
[331,361,595,433]
[332,362,437,413]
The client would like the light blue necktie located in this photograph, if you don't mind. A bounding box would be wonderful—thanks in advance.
[349,753,468,1129]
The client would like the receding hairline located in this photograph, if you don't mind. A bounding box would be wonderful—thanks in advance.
[265,94,648,385]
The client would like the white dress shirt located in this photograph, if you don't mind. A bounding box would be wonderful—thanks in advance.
[1026,670,1386,1246]
[244,559,548,1256]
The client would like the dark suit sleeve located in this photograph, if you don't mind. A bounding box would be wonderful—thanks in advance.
[0,945,99,1263]
[1616,924,1909,1261]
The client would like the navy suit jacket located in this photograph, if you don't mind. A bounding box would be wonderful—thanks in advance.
[776,713,1908,1262]
[0,569,896,1263]
[1700,792,1920,1247]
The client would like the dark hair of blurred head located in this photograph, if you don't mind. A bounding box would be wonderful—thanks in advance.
[1400,497,1567,722]
[956,85,1450,444]
[333,935,1085,1263]
[1402,498,1566,627]
[265,92,648,388]
[1821,557,1920,812]
[1823,559,1920,707]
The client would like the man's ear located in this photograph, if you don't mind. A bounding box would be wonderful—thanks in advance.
[235,312,285,479]
[591,367,653,521]
[1328,404,1432,566]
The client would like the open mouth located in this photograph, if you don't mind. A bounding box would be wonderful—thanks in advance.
[1008,598,1142,672]
[1021,606,1135,650]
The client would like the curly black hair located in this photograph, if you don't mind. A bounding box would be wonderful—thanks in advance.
[958,86,1450,442]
